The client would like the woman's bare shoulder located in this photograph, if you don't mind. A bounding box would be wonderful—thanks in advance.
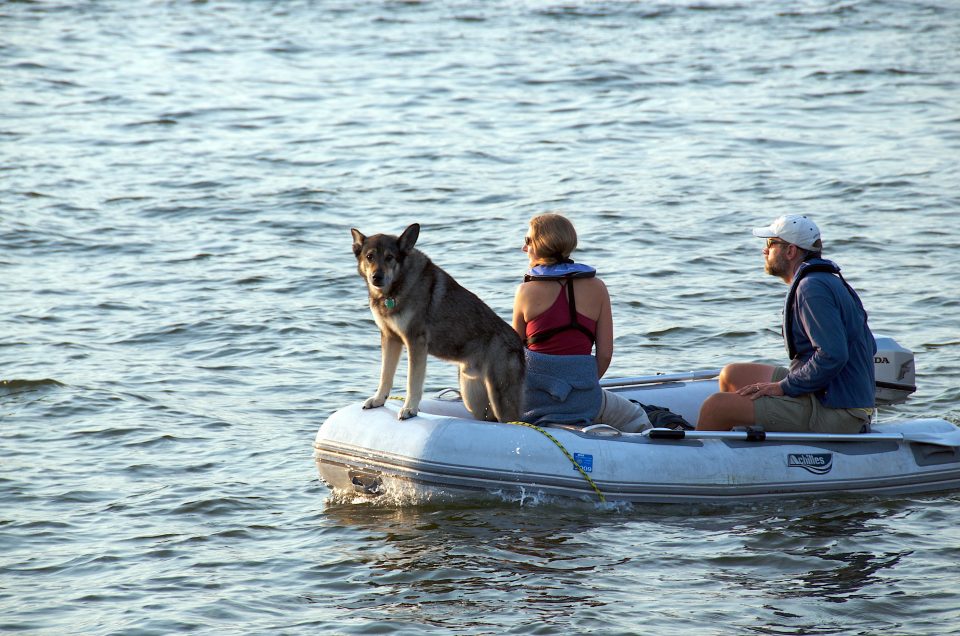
[578,276,608,292]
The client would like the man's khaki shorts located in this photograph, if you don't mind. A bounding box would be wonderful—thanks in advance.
[753,367,872,434]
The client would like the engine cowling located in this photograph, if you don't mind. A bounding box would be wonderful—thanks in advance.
[874,335,916,405]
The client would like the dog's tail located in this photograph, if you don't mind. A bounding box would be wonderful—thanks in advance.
[489,341,526,423]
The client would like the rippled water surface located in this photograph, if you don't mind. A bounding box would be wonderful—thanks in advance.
[3,0,960,633]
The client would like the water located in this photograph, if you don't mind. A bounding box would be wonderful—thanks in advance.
[3,0,960,633]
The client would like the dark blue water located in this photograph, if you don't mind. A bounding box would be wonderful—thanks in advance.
[3,1,960,633]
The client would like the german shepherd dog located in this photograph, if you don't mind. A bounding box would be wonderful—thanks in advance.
[351,223,525,422]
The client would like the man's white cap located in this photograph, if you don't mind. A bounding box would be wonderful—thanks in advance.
[752,214,822,251]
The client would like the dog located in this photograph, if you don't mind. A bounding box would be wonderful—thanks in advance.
[351,223,525,422]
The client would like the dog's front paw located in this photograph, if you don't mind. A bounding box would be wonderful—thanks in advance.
[397,405,419,420]
[362,396,386,409]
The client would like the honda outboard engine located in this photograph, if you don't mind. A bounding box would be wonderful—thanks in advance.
[874,335,916,405]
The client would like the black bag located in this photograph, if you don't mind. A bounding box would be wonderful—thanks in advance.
[631,401,695,431]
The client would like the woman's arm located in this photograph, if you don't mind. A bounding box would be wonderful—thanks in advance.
[594,280,613,378]
[512,284,528,339]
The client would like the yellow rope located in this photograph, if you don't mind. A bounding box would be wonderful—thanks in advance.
[509,421,606,504]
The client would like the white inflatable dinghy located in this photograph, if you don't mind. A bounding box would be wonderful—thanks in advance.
[315,337,960,504]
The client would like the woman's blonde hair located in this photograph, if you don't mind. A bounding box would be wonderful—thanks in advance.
[528,213,577,264]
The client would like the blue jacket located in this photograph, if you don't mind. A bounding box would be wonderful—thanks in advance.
[779,258,876,409]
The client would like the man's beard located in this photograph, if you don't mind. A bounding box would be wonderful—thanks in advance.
[765,250,790,277]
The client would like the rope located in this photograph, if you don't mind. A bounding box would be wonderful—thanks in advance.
[509,420,606,504]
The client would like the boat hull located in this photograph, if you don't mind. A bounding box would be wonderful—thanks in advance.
[315,380,960,505]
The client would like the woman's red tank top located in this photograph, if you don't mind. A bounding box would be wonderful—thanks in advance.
[525,282,597,355]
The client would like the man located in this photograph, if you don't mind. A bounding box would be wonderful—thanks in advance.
[697,214,876,433]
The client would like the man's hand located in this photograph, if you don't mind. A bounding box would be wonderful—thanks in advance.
[737,382,784,401]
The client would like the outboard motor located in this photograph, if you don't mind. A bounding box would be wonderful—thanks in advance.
[874,335,916,405]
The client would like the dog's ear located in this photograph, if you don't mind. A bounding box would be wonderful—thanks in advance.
[350,228,365,257]
[398,223,420,253]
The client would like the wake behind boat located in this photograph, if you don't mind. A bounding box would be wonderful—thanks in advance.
[315,337,960,505]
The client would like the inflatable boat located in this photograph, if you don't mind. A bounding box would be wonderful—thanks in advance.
[314,337,960,504]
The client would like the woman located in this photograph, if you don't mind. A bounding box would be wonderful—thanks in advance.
[512,213,651,432]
